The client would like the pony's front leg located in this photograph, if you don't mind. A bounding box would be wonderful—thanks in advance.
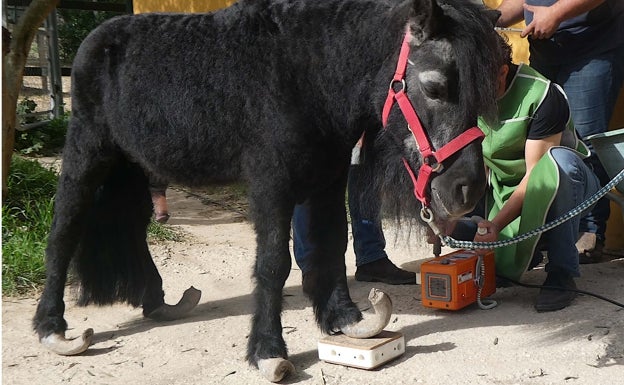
[294,179,362,335]
[246,196,296,382]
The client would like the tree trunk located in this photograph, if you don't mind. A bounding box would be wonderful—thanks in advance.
[2,0,60,200]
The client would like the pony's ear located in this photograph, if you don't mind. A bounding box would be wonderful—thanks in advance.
[466,0,502,26]
[484,9,501,27]
[408,0,442,45]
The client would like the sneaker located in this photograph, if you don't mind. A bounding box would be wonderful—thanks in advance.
[355,257,416,285]
[534,271,577,312]
[495,276,513,288]
[577,232,604,264]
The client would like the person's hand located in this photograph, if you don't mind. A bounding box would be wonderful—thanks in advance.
[521,3,562,39]
[474,219,499,254]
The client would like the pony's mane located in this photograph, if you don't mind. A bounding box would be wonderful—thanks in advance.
[439,0,502,124]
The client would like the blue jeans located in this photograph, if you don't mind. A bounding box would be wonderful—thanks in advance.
[530,43,624,240]
[452,148,601,277]
[293,166,387,274]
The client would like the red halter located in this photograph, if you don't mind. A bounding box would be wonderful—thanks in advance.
[382,32,485,207]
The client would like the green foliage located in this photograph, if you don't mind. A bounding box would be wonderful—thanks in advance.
[14,112,68,156]
[2,157,183,295]
[57,1,126,64]
[2,157,58,295]
[16,97,38,125]
[148,221,183,242]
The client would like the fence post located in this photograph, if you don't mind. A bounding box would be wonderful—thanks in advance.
[46,8,63,119]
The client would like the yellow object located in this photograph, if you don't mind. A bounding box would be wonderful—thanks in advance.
[483,0,529,63]
[133,0,235,14]
[606,198,624,252]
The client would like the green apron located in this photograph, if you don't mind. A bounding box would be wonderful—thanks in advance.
[477,64,589,280]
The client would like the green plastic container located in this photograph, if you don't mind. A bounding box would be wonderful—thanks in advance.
[586,128,624,194]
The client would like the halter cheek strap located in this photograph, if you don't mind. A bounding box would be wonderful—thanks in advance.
[382,32,485,207]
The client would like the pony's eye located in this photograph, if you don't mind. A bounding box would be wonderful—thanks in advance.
[421,81,447,100]
[418,71,448,100]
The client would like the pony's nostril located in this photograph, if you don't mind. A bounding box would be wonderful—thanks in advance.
[455,181,480,208]
[461,184,470,205]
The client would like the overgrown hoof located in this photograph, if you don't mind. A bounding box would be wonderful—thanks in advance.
[41,328,94,356]
[341,288,392,339]
[146,286,201,321]
[257,357,296,382]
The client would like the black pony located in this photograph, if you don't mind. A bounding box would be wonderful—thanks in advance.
[33,0,503,381]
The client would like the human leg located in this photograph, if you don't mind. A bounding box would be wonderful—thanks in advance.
[532,45,624,246]
[292,203,314,274]
[347,165,415,284]
[291,167,376,274]
[535,148,601,312]
[348,165,387,266]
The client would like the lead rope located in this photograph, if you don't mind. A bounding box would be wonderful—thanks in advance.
[435,168,624,250]
[425,168,624,310]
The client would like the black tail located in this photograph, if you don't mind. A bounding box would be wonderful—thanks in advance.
[72,160,154,308]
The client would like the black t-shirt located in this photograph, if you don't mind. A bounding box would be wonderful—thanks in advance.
[526,82,570,140]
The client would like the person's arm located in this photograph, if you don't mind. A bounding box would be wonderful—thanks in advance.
[474,133,562,245]
[474,80,570,245]
[499,135,561,228]
[496,0,526,27]
[522,0,607,38]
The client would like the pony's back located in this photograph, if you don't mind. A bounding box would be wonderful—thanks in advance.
[68,0,405,186]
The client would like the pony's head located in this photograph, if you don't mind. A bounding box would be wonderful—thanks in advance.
[364,0,503,230]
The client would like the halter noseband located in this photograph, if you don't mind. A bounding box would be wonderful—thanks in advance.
[381,32,485,208]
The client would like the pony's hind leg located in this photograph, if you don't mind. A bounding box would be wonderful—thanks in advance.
[141,238,201,321]
[33,177,95,355]
[76,162,200,321]
[33,117,198,355]
[32,126,118,355]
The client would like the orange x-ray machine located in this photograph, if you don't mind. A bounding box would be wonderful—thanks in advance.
[420,249,496,310]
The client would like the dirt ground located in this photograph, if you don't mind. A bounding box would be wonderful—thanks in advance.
[3,187,624,385]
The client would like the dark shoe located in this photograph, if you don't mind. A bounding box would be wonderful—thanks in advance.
[534,271,577,312]
[495,276,513,288]
[355,257,416,285]
[577,232,604,264]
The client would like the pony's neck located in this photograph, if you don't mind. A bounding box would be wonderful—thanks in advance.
[228,0,414,143]
[282,0,413,136]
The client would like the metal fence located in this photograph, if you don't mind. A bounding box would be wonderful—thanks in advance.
[5,0,132,130]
